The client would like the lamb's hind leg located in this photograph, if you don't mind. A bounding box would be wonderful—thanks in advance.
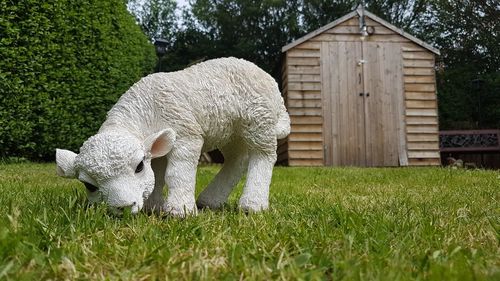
[238,148,276,212]
[196,139,249,209]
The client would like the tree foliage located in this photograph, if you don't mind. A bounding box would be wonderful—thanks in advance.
[300,0,355,32]
[426,0,500,129]
[127,0,178,43]
[158,0,303,79]
[0,0,156,160]
[364,0,433,34]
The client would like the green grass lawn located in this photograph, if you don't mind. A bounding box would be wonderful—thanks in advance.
[0,163,498,280]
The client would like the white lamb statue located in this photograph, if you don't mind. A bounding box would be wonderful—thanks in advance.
[55,57,290,216]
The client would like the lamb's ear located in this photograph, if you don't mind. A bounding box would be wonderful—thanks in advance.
[56,149,77,178]
[144,128,176,158]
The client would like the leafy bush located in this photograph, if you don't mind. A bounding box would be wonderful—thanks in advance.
[0,0,156,160]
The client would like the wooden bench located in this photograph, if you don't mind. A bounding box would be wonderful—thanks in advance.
[439,130,500,152]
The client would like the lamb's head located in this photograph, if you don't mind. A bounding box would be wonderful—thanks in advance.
[55,129,175,214]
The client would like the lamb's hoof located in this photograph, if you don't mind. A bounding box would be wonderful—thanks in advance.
[238,197,268,213]
[162,203,197,218]
[143,203,164,215]
[196,198,225,210]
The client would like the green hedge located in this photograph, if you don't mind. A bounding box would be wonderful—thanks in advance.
[0,0,156,160]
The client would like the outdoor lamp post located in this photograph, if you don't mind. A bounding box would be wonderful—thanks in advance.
[471,78,485,128]
[154,38,168,72]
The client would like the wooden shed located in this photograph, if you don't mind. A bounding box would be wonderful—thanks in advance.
[279,7,441,167]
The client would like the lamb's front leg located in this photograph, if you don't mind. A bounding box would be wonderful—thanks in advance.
[163,140,202,217]
[143,156,167,214]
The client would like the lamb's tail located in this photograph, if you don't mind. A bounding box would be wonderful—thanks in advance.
[275,105,290,139]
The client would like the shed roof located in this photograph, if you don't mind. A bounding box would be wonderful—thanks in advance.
[282,8,440,55]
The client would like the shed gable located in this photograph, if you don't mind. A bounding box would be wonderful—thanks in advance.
[282,9,439,55]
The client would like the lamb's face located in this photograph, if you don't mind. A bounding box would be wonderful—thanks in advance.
[75,133,155,214]
[56,129,175,214]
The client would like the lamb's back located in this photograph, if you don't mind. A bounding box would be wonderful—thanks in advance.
[102,58,284,147]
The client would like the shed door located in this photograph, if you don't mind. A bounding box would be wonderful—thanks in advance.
[322,41,406,167]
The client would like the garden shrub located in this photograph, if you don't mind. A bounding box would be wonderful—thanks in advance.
[0,0,156,160]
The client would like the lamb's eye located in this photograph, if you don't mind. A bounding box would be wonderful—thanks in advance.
[135,161,144,173]
[83,182,98,193]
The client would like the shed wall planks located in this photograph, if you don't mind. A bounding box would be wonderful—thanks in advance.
[282,45,324,165]
[403,47,440,166]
